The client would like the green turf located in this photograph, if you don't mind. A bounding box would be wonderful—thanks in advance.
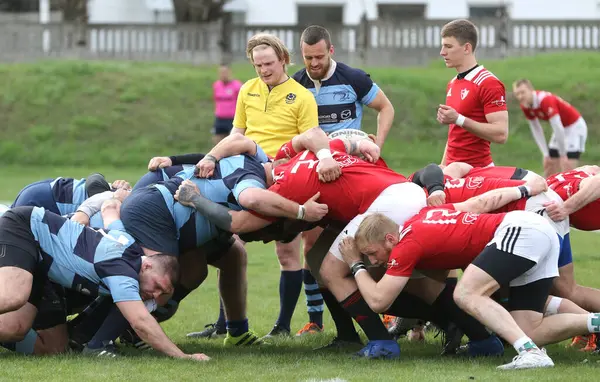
[2,168,600,381]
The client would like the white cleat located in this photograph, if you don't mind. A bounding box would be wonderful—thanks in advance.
[497,348,555,370]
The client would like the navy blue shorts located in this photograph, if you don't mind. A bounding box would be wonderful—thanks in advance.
[120,187,179,256]
[558,233,573,268]
[212,118,234,135]
[12,179,60,215]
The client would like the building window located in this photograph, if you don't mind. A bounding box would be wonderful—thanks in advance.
[469,6,506,18]
[297,5,343,27]
[377,4,426,21]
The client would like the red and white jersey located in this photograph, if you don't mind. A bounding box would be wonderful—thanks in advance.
[269,139,407,222]
[520,91,581,127]
[386,206,506,277]
[444,176,526,212]
[445,66,507,168]
[465,165,522,180]
[548,170,599,231]
[275,140,390,168]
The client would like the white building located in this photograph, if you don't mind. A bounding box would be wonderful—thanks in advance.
[87,0,600,25]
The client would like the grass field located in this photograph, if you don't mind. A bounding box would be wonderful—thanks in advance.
[2,167,600,381]
[2,52,600,380]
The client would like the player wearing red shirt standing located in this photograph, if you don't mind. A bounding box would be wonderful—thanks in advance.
[342,203,600,370]
[437,19,509,168]
[513,79,588,177]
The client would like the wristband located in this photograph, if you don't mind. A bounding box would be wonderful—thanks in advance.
[354,268,367,276]
[316,149,333,160]
[205,154,218,163]
[455,114,466,127]
[517,185,531,198]
[297,204,306,220]
[350,261,367,276]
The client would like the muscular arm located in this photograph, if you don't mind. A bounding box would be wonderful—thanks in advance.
[528,119,549,157]
[289,126,332,154]
[116,300,189,359]
[453,186,527,214]
[367,89,395,148]
[237,188,303,220]
[354,272,410,313]
[206,133,257,160]
[562,175,600,215]
[462,111,509,144]
[442,161,473,178]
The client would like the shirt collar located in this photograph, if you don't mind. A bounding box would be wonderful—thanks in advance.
[456,64,480,80]
[307,59,337,83]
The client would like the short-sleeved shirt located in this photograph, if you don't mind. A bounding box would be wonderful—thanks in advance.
[548,169,599,231]
[214,79,242,119]
[520,90,581,127]
[29,207,143,303]
[443,176,527,212]
[293,61,379,134]
[465,166,527,180]
[445,66,507,167]
[386,206,506,277]
[233,77,319,156]
[269,139,406,222]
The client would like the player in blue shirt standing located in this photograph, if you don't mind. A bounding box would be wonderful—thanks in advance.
[0,202,209,361]
[288,25,397,347]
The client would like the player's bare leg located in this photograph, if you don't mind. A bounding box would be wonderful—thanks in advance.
[512,308,600,347]
[0,267,33,314]
[320,252,361,302]
[34,324,70,355]
[552,263,600,312]
[0,303,38,342]
[454,265,530,344]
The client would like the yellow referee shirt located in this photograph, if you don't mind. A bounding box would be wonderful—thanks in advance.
[233,76,319,156]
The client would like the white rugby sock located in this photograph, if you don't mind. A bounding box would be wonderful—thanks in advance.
[513,336,538,354]
[587,313,600,333]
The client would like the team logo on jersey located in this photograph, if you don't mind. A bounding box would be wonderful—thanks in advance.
[387,258,399,269]
[334,91,351,102]
[247,92,260,97]
[340,109,352,120]
[336,154,358,168]
[563,184,573,197]
[281,145,292,159]
[460,89,469,100]
[466,176,484,189]
[285,93,297,104]
[491,96,506,106]
[461,212,479,224]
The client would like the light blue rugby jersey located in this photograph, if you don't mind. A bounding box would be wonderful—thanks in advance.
[29,207,143,303]
[293,60,379,134]
[50,177,88,215]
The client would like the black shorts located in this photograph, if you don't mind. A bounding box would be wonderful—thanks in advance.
[32,282,67,330]
[0,207,47,307]
[507,278,554,313]
[120,186,180,256]
[204,235,236,265]
[471,243,537,287]
[212,118,234,135]
[548,149,581,159]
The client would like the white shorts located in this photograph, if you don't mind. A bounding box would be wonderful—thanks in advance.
[549,117,587,153]
[524,189,570,238]
[329,182,427,262]
[489,210,560,287]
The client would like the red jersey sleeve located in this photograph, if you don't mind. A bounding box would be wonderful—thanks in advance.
[275,140,298,161]
[539,95,560,119]
[479,78,507,115]
[385,240,424,277]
